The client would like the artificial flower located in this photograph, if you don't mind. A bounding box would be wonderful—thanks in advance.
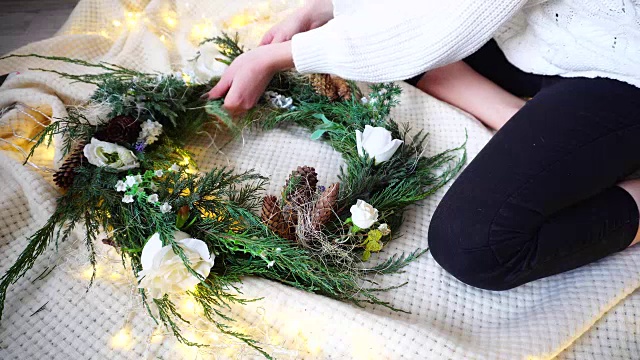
[355,125,403,164]
[147,194,159,203]
[125,174,143,187]
[115,180,127,192]
[378,223,391,236]
[154,170,164,177]
[159,202,172,214]
[122,194,134,203]
[83,138,139,171]
[350,200,379,229]
[190,42,229,84]
[137,232,215,299]
[265,91,294,110]
[137,120,163,145]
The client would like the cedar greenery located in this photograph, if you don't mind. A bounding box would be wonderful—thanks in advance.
[0,33,465,358]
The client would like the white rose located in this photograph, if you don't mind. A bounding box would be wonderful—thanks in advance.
[83,138,139,171]
[191,42,229,84]
[137,232,215,299]
[355,125,403,164]
[350,199,379,229]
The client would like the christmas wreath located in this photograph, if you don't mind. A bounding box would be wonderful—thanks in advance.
[0,34,465,358]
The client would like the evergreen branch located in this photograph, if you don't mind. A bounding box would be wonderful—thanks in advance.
[362,249,429,275]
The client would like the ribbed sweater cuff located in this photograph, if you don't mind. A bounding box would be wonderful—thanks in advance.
[291,27,336,75]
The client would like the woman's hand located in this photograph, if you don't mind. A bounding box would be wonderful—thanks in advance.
[260,0,334,45]
[205,42,294,117]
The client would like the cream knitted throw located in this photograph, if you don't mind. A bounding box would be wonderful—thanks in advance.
[0,1,638,359]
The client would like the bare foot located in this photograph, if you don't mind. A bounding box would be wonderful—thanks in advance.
[617,179,640,247]
[415,61,526,131]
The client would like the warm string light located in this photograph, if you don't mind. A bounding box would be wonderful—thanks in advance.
[111,327,133,349]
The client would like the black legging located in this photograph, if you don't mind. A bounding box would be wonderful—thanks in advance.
[425,40,640,290]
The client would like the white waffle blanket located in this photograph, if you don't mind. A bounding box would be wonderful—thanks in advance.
[0,1,638,359]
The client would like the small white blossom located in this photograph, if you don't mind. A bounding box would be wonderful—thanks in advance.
[169,163,181,172]
[137,120,163,145]
[154,170,164,177]
[147,194,159,203]
[267,260,275,268]
[378,223,391,236]
[125,174,143,187]
[361,97,369,104]
[122,194,135,203]
[149,183,159,192]
[378,88,387,95]
[159,202,172,214]
[115,180,127,192]
[275,248,282,253]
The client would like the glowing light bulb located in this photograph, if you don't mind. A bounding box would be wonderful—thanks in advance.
[229,13,254,28]
[160,34,166,43]
[111,328,132,349]
[165,16,177,28]
[112,20,122,27]
[181,299,197,313]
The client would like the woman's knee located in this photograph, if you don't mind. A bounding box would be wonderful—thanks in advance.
[428,196,525,291]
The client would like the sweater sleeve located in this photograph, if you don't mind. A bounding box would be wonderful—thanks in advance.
[292,0,528,82]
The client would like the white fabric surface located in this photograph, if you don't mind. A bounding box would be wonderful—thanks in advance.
[0,1,638,359]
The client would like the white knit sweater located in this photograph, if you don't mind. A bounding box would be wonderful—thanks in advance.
[291,0,640,88]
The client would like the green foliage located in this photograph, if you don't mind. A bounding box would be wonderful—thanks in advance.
[0,35,466,359]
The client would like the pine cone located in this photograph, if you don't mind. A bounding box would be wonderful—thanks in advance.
[261,195,294,240]
[309,74,351,101]
[332,76,352,100]
[53,141,86,190]
[310,74,338,100]
[312,183,339,230]
[94,115,141,144]
[283,166,318,207]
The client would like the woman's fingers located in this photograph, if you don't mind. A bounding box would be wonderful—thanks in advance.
[207,75,232,99]
[259,32,275,46]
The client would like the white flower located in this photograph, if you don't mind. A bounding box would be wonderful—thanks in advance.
[190,42,229,84]
[154,170,164,177]
[350,199,379,229]
[149,183,159,192]
[169,163,181,172]
[115,180,127,192]
[378,88,387,95]
[83,138,139,171]
[137,232,215,299]
[361,97,369,104]
[267,260,275,268]
[378,223,391,236]
[125,174,143,187]
[355,125,404,164]
[159,202,172,214]
[137,120,163,145]
[122,194,135,203]
[147,194,159,203]
[265,91,294,110]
